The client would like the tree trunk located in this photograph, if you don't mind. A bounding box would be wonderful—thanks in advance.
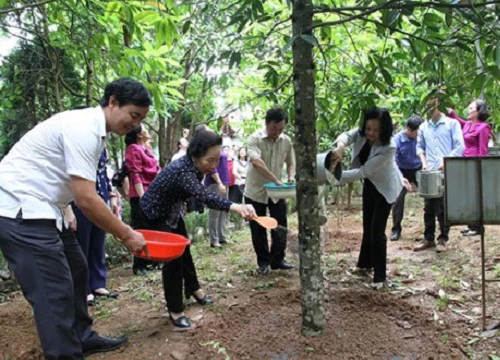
[165,48,192,163]
[292,0,325,337]
[85,56,94,107]
[39,4,62,112]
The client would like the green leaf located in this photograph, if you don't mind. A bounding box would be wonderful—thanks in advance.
[166,87,184,99]
[472,73,486,92]
[155,20,166,46]
[467,337,480,345]
[423,13,442,25]
[134,10,159,24]
[182,20,191,34]
[252,0,264,15]
[164,58,181,67]
[229,52,242,69]
[220,51,232,60]
[282,35,297,53]
[386,10,400,26]
[445,13,453,27]
[105,1,122,16]
[380,68,393,87]
[165,79,187,87]
[300,34,319,47]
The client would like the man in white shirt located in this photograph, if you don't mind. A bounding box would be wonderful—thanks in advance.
[244,108,296,275]
[0,78,151,359]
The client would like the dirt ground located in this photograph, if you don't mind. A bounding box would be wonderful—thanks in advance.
[0,193,499,360]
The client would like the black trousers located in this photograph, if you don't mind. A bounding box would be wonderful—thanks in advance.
[72,205,107,293]
[357,180,392,283]
[131,197,154,271]
[424,197,450,241]
[0,214,96,359]
[391,168,419,234]
[134,210,200,313]
[244,197,287,268]
[229,185,244,204]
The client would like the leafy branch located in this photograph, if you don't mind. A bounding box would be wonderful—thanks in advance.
[312,1,500,14]
[0,0,57,15]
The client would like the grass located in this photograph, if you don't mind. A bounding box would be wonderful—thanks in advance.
[436,276,461,291]
[436,296,450,311]
[201,340,231,360]
[94,305,113,320]
[493,264,500,278]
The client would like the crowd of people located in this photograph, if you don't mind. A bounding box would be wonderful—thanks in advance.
[332,96,491,289]
[0,77,493,358]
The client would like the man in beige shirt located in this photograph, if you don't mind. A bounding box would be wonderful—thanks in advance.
[244,108,295,275]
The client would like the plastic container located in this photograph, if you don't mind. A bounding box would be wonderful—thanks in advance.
[135,230,191,261]
[264,182,296,200]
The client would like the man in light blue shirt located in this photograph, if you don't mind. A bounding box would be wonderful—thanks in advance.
[414,98,464,253]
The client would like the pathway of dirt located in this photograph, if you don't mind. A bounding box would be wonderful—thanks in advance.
[0,193,499,359]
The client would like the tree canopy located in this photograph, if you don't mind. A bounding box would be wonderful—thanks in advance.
[0,0,498,157]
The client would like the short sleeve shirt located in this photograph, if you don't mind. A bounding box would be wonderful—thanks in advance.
[243,129,295,204]
[0,106,107,229]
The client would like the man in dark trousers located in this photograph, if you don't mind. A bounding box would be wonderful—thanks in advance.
[390,115,423,241]
[0,78,151,359]
[244,108,296,275]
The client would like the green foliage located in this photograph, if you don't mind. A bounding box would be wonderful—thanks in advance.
[184,211,208,235]
[0,1,498,161]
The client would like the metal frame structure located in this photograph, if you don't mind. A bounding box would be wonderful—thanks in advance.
[444,157,500,330]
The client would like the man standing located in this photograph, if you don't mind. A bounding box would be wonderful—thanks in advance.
[244,108,295,275]
[390,115,423,241]
[0,78,151,359]
[414,98,464,253]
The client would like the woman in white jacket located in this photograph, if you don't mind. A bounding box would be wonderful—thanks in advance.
[332,107,410,289]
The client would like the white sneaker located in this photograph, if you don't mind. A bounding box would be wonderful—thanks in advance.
[370,282,385,290]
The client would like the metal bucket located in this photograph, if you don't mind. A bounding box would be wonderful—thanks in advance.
[316,151,342,186]
[416,170,444,198]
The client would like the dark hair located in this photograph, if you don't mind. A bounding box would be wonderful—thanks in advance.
[125,125,143,147]
[406,115,423,131]
[474,99,490,122]
[194,124,208,136]
[99,78,152,108]
[187,130,222,158]
[265,108,288,124]
[359,107,393,146]
[238,147,247,161]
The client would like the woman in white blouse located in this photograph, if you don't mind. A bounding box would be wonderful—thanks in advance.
[232,147,248,203]
[332,107,410,289]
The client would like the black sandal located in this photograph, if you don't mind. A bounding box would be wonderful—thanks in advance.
[169,313,192,328]
[93,290,119,299]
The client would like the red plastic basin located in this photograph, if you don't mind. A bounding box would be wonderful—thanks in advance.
[135,230,191,262]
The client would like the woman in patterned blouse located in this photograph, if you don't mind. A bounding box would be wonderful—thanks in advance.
[138,129,256,329]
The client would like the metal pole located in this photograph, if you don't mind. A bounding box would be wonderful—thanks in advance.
[478,159,486,330]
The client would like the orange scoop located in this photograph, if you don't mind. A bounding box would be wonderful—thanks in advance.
[135,230,191,262]
[252,216,278,229]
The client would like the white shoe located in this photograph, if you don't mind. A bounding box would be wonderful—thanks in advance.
[370,282,385,290]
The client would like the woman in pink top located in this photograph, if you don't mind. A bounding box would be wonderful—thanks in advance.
[448,99,491,235]
[448,100,491,157]
[125,124,161,275]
